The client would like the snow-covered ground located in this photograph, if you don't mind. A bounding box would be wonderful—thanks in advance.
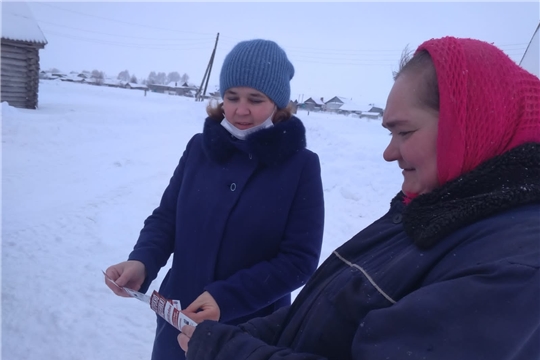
[2,80,402,360]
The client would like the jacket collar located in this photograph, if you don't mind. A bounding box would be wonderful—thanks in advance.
[202,116,307,167]
[394,142,540,249]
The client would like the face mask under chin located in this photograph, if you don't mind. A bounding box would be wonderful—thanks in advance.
[220,114,275,140]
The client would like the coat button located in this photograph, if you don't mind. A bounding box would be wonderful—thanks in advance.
[392,214,402,224]
[230,183,237,191]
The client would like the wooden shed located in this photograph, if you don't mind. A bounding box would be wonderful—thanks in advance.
[1,2,48,109]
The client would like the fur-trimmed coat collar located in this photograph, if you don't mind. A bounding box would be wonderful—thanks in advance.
[393,142,540,249]
[202,116,307,167]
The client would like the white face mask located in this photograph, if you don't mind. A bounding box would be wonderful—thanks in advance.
[220,114,274,140]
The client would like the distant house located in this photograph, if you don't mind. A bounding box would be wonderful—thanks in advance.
[359,111,381,120]
[85,77,100,86]
[146,83,169,93]
[51,72,67,79]
[60,75,85,83]
[325,96,352,111]
[520,22,539,78]
[302,96,326,111]
[183,82,201,97]
[39,71,56,80]
[146,81,200,96]
[337,102,364,116]
[165,81,182,95]
[365,105,384,116]
[102,78,124,88]
[1,2,48,109]
[124,82,148,90]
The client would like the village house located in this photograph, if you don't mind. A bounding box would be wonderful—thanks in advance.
[337,101,365,116]
[124,82,148,91]
[1,2,48,109]
[324,96,352,111]
[358,111,382,120]
[60,75,85,84]
[302,96,326,111]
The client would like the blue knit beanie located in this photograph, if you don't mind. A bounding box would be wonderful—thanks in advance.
[219,39,295,109]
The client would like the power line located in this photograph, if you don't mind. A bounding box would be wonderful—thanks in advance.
[220,38,525,60]
[41,29,213,51]
[31,4,527,66]
[40,27,526,66]
[32,3,217,37]
[31,3,529,59]
[35,18,214,42]
[292,59,398,67]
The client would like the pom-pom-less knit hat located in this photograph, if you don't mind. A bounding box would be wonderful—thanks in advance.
[416,37,540,186]
[219,39,295,109]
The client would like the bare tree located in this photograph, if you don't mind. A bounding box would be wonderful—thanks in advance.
[181,73,189,84]
[130,74,138,84]
[167,71,181,84]
[156,72,167,85]
[147,71,169,85]
[91,69,105,85]
[118,70,130,82]
[147,71,157,85]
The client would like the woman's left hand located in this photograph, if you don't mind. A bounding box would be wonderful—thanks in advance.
[182,291,221,323]
[178,325,195,353]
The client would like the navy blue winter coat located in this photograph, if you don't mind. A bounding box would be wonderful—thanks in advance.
[186,143,540,360]
[128,116,325,360]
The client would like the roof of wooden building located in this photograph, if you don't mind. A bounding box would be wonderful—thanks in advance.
[1,2,48,46]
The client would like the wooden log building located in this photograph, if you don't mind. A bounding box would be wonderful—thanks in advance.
[1,2,48,109]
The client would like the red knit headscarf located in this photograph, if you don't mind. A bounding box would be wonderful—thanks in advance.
[415,37,540,186]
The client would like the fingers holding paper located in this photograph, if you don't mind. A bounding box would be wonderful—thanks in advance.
[182,291,220,323]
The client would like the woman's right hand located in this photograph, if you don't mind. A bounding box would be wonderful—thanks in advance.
[104,260,146,297]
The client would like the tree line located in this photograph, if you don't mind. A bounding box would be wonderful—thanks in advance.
[118,70,189,85]
[46,68,190,86]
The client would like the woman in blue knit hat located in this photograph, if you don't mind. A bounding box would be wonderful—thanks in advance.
[104,39,325,360]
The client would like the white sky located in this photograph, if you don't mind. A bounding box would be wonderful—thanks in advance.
[26,1,540,106]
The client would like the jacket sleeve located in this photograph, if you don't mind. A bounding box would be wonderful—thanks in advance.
[238,306,291,342]
[204,152,325,323]
[351,263,540,360]
[127,135,198,293]
[186,264,539,360]
[187,320,328,360]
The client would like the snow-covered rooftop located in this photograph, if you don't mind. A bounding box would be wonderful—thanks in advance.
[166,81,181,88]
[2,2,47,45]
[339,102,366,112]
[326,96,352,104]
[127,83,148,89]
[305,97,325,105]
[360,111,381,117]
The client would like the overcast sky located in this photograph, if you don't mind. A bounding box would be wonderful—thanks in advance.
[27,1,539,106]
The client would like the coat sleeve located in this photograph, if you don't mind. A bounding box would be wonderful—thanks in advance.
[186,264,539,360]
[127,135,198,293]
[187,320,328,360]
[204,152,325,323]
[238,306,291,342]
[351,263,540,360]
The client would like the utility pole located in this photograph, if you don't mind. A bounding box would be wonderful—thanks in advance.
[196,32,220,102]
